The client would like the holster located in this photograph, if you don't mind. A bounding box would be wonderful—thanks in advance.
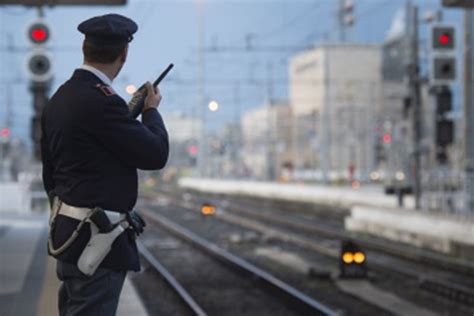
[48,200,130,276]
[77,221,128,276]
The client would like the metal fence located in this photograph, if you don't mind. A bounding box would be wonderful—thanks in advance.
[421,170,474,218]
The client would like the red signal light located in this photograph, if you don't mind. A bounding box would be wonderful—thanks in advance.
[383,133,391,144]
[28,22,49,44]
[32,28,47,42]
[188,145,198,156]
[1,128,10,138]
[439,33,450,46]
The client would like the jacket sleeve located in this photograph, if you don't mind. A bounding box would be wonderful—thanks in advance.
[94,98,169,170]
[41,109,56,194]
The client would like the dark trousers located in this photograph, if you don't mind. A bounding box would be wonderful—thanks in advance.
[56,261,126,316]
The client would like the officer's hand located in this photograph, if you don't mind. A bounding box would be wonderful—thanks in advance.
[142,82,161,113]
[126,210,147,236]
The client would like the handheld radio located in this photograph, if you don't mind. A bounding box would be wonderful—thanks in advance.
[128,63,174,118]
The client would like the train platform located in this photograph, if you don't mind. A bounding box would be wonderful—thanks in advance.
[0,212,148,316]
[178,178,474,258]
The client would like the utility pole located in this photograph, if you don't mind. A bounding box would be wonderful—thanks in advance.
[196,0,207,178]
[233,82,241,178]
[441,0,474,215]
[338,0,346,42]
[266,61,274,104]
[407,2,422,209]
[5,34,13,132]
[464,9,474,212]
[321,48,331,184]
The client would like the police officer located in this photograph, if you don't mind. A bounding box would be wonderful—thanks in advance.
[41,14,169,315]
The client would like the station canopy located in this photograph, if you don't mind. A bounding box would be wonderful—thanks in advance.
[0,0,126,5]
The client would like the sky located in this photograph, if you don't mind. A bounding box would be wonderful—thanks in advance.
[0,0,465,148]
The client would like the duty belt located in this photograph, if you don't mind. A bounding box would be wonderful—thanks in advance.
[54,201,124,223]
[48,198,128,256]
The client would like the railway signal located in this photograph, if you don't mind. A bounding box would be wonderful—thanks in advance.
[432,25,455,50]
[429,24,456,163]
[25,19,53,160]
[26,20,53,83]
[341,0,355,26]
[1,128,10,139]
[339,240,367,278]
[188,145,198,156]
[433,57,456,82]
[26,50,53,83]
[28,21,50,44]
[430,25,456,85]
[201,203,216,216]
[434,86,454,164]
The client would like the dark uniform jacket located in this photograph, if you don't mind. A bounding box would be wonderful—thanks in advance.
[41,69,169,271]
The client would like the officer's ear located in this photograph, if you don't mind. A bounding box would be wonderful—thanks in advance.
[119,45,128,64]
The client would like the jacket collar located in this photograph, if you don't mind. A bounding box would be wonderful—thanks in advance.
[71,68,105,84]
[80,64,113,86]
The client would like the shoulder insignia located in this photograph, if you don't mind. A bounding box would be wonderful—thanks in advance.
[95,83,115,97]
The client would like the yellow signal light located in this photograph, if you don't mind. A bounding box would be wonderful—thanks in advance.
[354,252,366,264]
[342,252,354,264]
[201,205,216,215]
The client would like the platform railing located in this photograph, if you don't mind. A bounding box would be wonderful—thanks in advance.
[421,170,474,219]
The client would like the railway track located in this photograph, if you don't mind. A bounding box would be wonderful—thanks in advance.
[217,199,474,284]
[137,208,339,316]
[138,243,206,316]
[145,188,474,308]
[199,190,474,278]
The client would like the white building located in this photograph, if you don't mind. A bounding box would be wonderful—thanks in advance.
[289,44,382,181]
[241,101,292,180]
[161,112,202,143]
[160,112,202,169]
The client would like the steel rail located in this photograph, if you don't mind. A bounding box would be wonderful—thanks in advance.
[219,198,474,278]
[212,209,474,307]
[141,209,340,316]
[155,192,474,307]
[155,188,473,279]
[137,242,207,316]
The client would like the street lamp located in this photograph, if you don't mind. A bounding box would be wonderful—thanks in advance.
[208,100,219,112]
[126,84,137,95]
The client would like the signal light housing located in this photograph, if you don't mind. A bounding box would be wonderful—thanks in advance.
[434,86,454,165]
[436,119,454,148]
[436,87,453,114]
[431,26,455,50]
[25,20,53,84]
[25,50,53,83]
[432,57,456,82]
[430,24,456,85]
[439,34,450,46]
[27,21,50,45]
[340,240,367,278]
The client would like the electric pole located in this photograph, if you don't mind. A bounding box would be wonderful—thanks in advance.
[232,82,241,178]
[442,0,474,215]
[321,49,331,184]
[464,9,474,212]
[407,2,422,209]
[196,0,207,178]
